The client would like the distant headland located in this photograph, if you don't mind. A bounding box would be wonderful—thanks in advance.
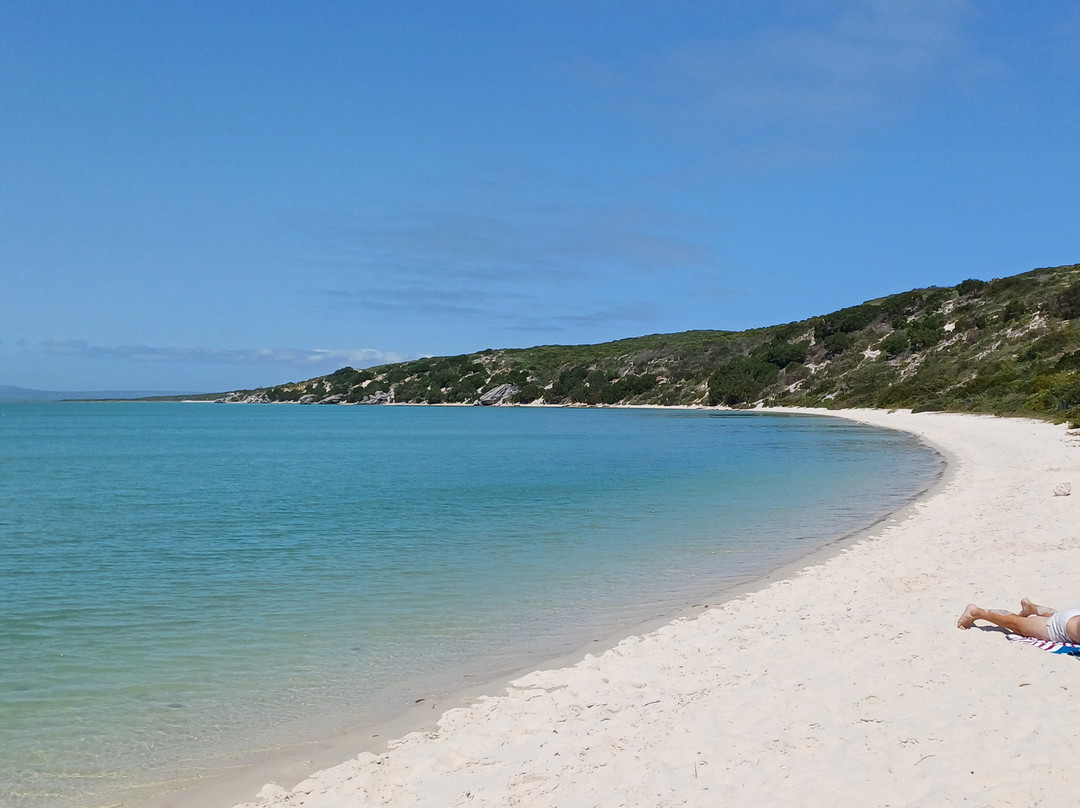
[166,263,1080,426]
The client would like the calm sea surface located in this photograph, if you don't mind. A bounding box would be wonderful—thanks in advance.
[0,404,942,808]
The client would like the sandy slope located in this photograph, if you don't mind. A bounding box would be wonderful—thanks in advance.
[231,409,1080,808]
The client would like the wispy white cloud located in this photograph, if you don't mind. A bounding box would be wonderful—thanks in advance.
[502,303,661,335]
[38,339,405,368]
[575,0,981,165]
[296,203,716,280]
[292,201,720,338]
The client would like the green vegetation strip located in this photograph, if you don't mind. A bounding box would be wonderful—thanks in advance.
[206,263,1080,427]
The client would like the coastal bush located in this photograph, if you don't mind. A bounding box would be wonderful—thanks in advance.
[956,278,987,296]
[707,357,779,406]
[987,275,1025,295]
[753,340,810,368]
[1048,280,1080,321]
[550,365,589,401]
[610,373,658,400]
[952,314,976,333]
[908,315,945,351]
[215,263,1080,425]
[1001,298,1026,323]
[321,366,369,395]
[880,290,925,318]
[582,370,612,405]
[873,361,955,409]
[880,332,909,357]
[840,362,899,404]
[779,362,811,384]
[769,322,805,343]
[830,303,880,335]
[1020,330,1071,362]
[1056,350,1080,371]
[490,368,530,387]
[393,378,427,402]
[512,383,543,404]
[445,373,485,402]
[383,365,412,384]
[924,287,953,309]
[822,332,854,355]
[956,366,1017,400]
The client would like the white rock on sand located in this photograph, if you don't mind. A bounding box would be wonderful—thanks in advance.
[232,409,1080,808]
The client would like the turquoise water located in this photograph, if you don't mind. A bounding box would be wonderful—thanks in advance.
[0,404,941,808]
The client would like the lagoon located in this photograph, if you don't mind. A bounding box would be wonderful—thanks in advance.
[0,404,940,808]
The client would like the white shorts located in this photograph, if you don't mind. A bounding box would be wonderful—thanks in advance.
[1047,608,1080,644]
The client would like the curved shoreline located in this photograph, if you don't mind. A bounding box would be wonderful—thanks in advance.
[134,407,961,808]
[201,407,1080,808]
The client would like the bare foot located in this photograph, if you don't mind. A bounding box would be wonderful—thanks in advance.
[957,604,981,629]
[1019,598,1050,617]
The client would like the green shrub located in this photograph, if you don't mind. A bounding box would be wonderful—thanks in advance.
[1063,406,1080,429]
[1001,298,1026,323]
[880,332,909,357]
[812,304,879,339]
[384,365,411,384]
[822,332,854,355]
[1021,330,1072,362]
[908,315,945,351]
[1048,280,1080,320]
[611,373,658,399]
[956,278,987,296]
[987,275,1022,294]
[880,291,923,317]
[1056,350,1080,371]
[512,383,543,404]
[754,340,811,367]
[707,357,779,406]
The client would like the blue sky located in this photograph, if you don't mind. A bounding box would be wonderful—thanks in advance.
[3,1,1078,392]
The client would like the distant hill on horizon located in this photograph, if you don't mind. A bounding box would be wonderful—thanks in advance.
[172,262,1080,427]
[0,385,196,403]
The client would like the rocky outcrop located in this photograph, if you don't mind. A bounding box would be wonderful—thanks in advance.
[359,390,392,405]
[220,391,271,403]
[478,383,519,406]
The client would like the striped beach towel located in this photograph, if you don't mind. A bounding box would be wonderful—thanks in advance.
[1006,634,1080,656]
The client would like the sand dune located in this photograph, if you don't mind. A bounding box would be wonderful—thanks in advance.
[231,409,1080,808]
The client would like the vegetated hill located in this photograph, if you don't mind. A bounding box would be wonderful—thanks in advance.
[219,263,1080,425]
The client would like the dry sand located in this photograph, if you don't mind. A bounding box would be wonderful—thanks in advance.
[228,409,1080,808]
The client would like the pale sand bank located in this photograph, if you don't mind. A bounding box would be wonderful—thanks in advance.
[225,409,1079,807]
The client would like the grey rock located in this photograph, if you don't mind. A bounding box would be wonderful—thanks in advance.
[478,383,519,406]
[359,390,392,405]
[222,391,270,403]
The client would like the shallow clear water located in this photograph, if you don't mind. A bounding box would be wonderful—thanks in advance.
[0,404,941,808]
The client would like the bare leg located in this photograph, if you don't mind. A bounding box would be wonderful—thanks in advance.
[1019,598,1056,618]
[957,604,1051,640]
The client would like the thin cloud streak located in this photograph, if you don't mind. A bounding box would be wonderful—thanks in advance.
[576,0,981,166]
[291,203,719,278]
[38,339,405,369]
[291,201,722,341]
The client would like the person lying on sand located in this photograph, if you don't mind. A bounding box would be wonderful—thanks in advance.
[958,598,1080,644]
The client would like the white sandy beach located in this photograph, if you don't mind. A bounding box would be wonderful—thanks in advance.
[224,409,1080,808]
